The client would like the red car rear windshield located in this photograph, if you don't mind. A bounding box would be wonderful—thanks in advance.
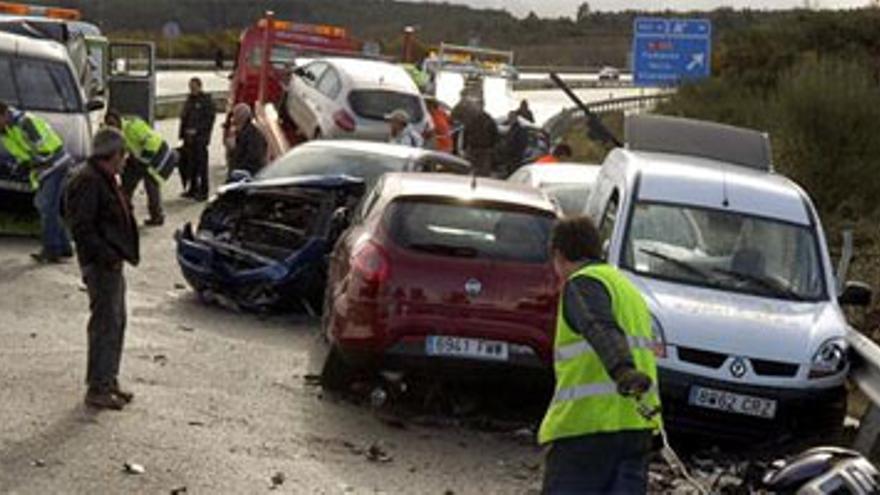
[387,198,555,263]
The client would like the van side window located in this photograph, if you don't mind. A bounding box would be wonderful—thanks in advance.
[317,69,342,99]
[599,192,619,253]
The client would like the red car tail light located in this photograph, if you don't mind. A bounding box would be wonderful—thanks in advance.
[352,241,390,285]
[333,109,357,132]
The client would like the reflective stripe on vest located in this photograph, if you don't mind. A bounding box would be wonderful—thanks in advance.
[555,335,657,363]
[537,263,661,445]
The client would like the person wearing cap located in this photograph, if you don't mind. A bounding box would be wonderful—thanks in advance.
[64,128,140,411]
[0,101,74,263]
[386,109,424,148]
[104,111,177,227]
[227,103,267,179]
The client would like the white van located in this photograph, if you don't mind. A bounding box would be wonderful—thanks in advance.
[0,31,102,192]
[585,114,871,439]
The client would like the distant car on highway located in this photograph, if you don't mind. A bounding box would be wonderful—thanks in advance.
[588,114,871,440]
[319,173,560,389]
[285,57,432,142]
[175,141,470,312]
[507,163,600,216]
[598,66,620,81]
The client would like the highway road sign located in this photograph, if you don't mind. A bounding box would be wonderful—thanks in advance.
[632,17,711,87]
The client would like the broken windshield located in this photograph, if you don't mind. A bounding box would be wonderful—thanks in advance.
[622,202,826,301]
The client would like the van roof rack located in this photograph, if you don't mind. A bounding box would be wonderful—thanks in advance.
[625,114,773,172]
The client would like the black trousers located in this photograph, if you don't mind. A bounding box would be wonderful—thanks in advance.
[121,157,163,221]
[83,265,127,390]
[184,141,209,197]
[542,430,652,495]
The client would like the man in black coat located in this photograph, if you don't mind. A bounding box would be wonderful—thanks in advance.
[227,103,267,178]
[65,128,140,411]
[179,77,216,201]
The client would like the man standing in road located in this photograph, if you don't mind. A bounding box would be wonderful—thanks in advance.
[65,128,139,411]
[0,102,74,263]
[227,103,267,179]
[386,109,424,148]
[104,111,177,227]
[462,100,499,177]
[179,77,216,201]
[540,216,661,494]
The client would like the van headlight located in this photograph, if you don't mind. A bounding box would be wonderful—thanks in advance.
[650,315,667,359]
[808,338,847,379]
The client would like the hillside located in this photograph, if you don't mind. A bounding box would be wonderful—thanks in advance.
[26,0,877,66]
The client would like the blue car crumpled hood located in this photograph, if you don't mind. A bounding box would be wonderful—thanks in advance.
[175,174,366,312]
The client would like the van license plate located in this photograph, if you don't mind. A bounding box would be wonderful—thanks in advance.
[688,386,777,419]
[425,336,509,362]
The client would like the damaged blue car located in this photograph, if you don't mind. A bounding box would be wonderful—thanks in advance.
[175,140,470,313]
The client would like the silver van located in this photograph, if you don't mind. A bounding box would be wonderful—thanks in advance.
[0,31,103,192]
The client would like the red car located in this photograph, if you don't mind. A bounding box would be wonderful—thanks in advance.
[320,173,561,388]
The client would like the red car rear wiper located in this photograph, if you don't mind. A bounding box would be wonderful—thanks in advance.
[407,242,479,258]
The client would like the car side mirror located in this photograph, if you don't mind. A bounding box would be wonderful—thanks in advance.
[839,281,872,307]
[86,99,105,112]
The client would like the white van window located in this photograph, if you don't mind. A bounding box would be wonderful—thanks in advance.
[599,193,619,245]
[317,69,342,99]
[0,55,82,113]
[622,202,826,301]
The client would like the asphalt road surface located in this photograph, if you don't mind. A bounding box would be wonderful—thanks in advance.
[0,120,544,494]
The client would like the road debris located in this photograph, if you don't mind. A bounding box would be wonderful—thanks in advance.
[153,354,168,366]
[31,459,45,467]
[123,462,145,475]
[174,283,186,290]
[178,324,195,333]
[365,441,393,463]
[270,471,286,489]
[187,420,205,427]
[170,486,187,494]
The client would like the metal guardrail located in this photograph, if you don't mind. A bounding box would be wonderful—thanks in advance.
[543,93,673,139]
[155,91,229,120]
[848,328,880,458]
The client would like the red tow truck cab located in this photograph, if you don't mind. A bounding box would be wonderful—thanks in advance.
[226,13,362,161]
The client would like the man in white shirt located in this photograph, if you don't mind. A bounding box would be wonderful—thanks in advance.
[386,109,424,148]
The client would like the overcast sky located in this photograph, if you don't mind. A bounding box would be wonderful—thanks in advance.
[432,0,868,17]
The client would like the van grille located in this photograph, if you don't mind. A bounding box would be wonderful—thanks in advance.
[751,358,799,378]
[677,347,726,369]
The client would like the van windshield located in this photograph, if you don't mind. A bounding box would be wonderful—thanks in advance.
[621,202,826,301]
[0,55,82,113]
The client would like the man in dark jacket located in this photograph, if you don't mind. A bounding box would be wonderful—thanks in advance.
[65,128,140,411]
[179,77,216,201]
[227,103,267,178]
[463,101,499,177]
[504,111,529,176]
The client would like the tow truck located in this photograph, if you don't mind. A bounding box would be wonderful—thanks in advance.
[226,12,362,160]
[420,43,517,119]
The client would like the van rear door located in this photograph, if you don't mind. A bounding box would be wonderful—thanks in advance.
[107,41,155,123]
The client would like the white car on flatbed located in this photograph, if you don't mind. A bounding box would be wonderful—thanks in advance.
[586,114,872,440]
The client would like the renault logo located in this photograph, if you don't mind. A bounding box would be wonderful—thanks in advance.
[464,278,482,297]
[730,357,747,379]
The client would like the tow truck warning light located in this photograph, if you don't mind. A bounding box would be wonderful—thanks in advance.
[0,1,80,20]
[257,18,348,39]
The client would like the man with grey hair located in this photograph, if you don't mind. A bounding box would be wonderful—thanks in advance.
[227,102,266,178]
[386,109,423,148]
[65,128,140,411]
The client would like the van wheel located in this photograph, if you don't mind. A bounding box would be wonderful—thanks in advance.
[320,346,355,391]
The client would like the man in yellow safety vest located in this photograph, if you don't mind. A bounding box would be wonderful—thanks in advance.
[0,101,74,263]
[104,111,177,227]
[540,215,662,494]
